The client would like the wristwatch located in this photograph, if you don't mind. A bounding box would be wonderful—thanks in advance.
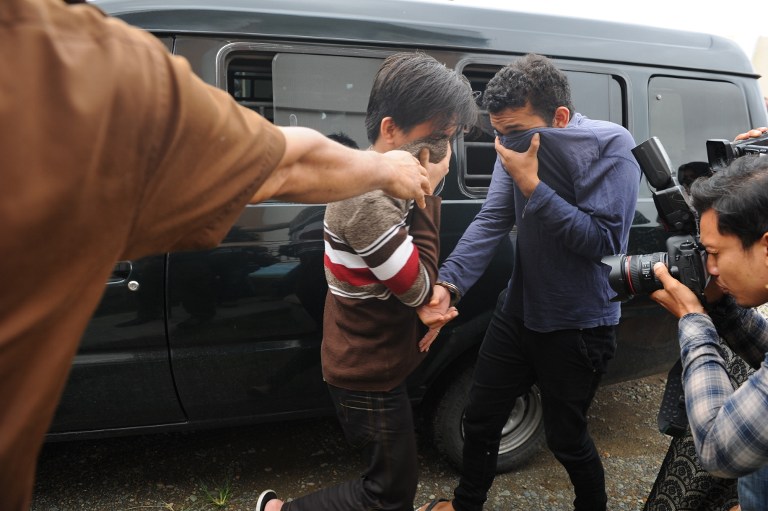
[436,281,461,307]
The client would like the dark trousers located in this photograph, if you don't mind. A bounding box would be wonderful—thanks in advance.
[453,309,616,511]
[284,382,418,511]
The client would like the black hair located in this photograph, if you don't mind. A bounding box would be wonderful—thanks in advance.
[690,155,768,249]
[365,52,477,144]
[677,161,711,192]
[327,132,359,149]
[482,53,574,122]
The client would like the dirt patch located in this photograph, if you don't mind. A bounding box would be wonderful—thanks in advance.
[32,373,673,510]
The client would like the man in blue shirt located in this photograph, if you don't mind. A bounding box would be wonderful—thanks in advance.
[418,54,640,511]
[650,133,768,511]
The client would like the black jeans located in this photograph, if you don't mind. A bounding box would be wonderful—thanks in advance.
[453,310,616,511]
[284,382,418,511]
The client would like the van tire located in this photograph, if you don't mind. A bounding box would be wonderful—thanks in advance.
[432,365,545,473]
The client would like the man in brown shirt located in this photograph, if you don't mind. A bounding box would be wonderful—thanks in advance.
[0,1,433,509]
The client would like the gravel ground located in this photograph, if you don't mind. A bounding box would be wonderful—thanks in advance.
[32,373,672,511]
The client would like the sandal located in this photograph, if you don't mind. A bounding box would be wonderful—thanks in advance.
[417,498,450,511]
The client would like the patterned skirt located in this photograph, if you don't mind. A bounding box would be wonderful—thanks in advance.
[643,337,753,511]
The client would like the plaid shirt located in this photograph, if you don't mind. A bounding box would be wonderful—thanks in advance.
[679,296,768,478]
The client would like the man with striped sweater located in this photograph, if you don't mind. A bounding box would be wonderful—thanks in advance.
[257,52,477,511]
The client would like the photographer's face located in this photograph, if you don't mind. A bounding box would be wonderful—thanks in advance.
[701,209,768,307]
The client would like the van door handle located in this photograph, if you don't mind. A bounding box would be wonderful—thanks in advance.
[107,260,133,286]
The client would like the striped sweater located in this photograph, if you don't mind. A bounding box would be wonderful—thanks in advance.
[322,191,441,391]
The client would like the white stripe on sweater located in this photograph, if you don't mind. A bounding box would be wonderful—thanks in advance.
[328,283,392,300]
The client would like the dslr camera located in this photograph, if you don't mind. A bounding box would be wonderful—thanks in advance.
[603,133,768,302]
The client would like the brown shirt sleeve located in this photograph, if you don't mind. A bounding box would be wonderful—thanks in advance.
[116,31,286,259]
[0,2,284,508]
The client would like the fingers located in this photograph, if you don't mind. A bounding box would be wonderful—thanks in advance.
[406,150,432,207]
[528,133,541,156]
[419,327,441,352]
[651,262,706,317]
[416,157,430,208]
[418,147,431,167]
[494,135,504,154]
[652,262,675,286]
[417,307,459,352]
[417,308,459,328]
[414,190,427,209]
[383,150,431,208]
[419,316,444,328]
[734,127,767,141]
[414,170,429,209]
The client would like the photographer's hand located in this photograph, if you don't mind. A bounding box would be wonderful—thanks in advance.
[494,133,540,198]
[735,126,767,141]
[650,262,706,318]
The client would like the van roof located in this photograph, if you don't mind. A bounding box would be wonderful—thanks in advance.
[95,0,756,76]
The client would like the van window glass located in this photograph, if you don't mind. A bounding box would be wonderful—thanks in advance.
[228,56,275,122]
[227,53,383,150]
[648,77,748,173]
[272,54,384,149]
[459,64,624,197]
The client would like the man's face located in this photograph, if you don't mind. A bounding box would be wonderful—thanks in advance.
[489,103,549,136]
[393,119,455,185]
[700,209,768,307]
[395,121,454,158]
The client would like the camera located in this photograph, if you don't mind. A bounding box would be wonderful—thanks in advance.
[602,234,707,302]
[706,132,768,170]
[608,132,768,438]
[604,133,768,302]
[602,136,709,302]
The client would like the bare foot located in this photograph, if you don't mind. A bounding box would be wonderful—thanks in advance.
[266,499,284,511]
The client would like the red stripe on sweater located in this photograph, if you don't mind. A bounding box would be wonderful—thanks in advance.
[382,247,421,294]
[325,246,422,294]
[324,253,378,286]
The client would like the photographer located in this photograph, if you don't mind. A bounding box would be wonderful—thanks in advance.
[650,132,768,510]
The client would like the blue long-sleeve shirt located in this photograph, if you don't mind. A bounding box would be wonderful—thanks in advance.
[439,113,640,332]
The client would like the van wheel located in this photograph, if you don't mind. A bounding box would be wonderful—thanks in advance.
[432,365,545,473]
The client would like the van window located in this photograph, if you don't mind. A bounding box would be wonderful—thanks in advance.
[459,64,625,197]
[229,56,275,122]
[226,54,627,199]
[648,77,749,172]
[227,53,384,150]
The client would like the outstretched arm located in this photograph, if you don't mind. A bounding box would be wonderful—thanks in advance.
[251,127,431,207]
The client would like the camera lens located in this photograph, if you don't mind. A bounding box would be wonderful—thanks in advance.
[603,252,667,301]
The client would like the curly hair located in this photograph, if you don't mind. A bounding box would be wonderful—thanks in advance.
[482,54,574,123]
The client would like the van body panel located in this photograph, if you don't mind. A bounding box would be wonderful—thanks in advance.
[98,0,757,76]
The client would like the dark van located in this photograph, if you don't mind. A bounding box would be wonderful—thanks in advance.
[49,0,767,471]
